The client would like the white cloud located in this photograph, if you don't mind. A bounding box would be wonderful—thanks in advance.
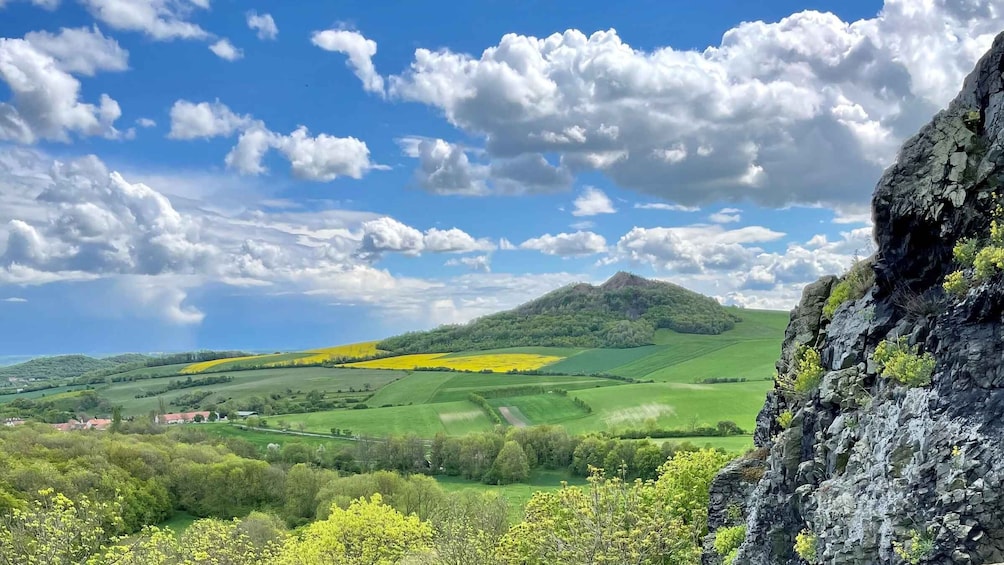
[709,207,741,224]
[572,186,616,217]
[634,202,700,212]
[246,11,278,40]
[570,220,595,230]
[445,255,491,272]
[398,136,569,195]
[0,0,60,8]
[358,217,493,257]
[0,38,123,143]
[274,127,375,181]
[611,224,785,273]
[386,3,1004,208]
[498,238,516,251]
[209,38,243,61]
[136,118,156,128]
[23,26,128,76]
[225,125,275,175]
[312,28,384,95]
[520,231,607,256]
[168,99,251,139]
[741,227,875,289]
[80,0,210,40]
[1,296,27,302]
[423,228,495,253]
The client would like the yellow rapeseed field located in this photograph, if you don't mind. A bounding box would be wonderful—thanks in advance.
[181,355,274,374]
[344,353,563,372]
[292,341,383,364]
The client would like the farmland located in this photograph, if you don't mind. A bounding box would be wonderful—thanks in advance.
[343,352,565,372]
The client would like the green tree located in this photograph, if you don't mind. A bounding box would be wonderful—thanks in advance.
[486,441,530,485]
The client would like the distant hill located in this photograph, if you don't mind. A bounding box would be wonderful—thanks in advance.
[102,353,154,365]
[0,355,117,381]
[378,272,743,353]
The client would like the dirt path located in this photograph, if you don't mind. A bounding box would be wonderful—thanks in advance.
[498,406,528,427]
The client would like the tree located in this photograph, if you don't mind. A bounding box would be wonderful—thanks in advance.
[278,493,432,564]
[0,489,117,565]
[111,406,122,433]
[193,414,205,423]
[429,491,509,565]
[486,441,529,484]
[208,411,218,422]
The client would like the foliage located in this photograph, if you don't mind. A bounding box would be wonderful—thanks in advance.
[944,201,1004,295]
[872,338,936,387]
[427,490,509,565]
[713,525,746,560]
[0,355,119,382]
[378,273,740,353]
[823,259,875,318]
[485,441,530,485]
[794,529,818,563]
[778,346,825,399]
[892,529,934,565]
[279,493,433,565]
[953,238,979,266]
[943,270,969,297]
[776,410,794,429]
[0,488,119,565]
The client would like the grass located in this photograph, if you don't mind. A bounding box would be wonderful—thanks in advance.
[642,340,779,383]
[198,422,357,452]
[488,394,590,425]
[427,373,624,403]
[159,511,198,535]
[344,353,565,372]
[100,367,405,415]
[640,435,755,453]
[435,470,587,521]
[558,381,772,435]
[278,400,496,437]
[544,346,661,375]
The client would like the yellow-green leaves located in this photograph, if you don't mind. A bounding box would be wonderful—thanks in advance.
[794,529,819,563]
[872,338,935,387]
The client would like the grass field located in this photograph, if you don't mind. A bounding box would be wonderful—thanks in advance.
[435,470,588,521]
[281,400,496,437]
[642,435,756,453]
[198,423,357,451]
[159,512,198,535]
[488,394,589,426]
[101,367,405,415]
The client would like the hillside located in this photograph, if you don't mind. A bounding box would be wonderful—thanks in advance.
[0,355,118,381]
[378,271,742,353]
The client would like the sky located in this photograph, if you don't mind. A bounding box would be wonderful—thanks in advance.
[0,0,1001,356]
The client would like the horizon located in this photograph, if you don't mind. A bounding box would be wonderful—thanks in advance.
[1,0,997,354]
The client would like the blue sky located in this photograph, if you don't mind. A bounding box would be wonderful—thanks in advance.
[0,0,1000,356]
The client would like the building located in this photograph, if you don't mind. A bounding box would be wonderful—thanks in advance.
[155,411,222,424]
[2,417,25,427]
[51,418,112,431]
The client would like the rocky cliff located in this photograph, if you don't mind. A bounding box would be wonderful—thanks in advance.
[704,32,1004,565]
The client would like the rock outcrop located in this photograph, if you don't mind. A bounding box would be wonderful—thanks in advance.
[704,32,1004,565]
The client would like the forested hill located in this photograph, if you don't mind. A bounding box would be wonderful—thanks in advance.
[0,354,142,381]
[378,272,742,353]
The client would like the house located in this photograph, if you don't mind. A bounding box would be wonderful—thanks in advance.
[235,410,257,418]
[3,417,25,427]
[155,411,221,424]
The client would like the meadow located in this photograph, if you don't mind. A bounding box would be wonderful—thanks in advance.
[282,400,497,437]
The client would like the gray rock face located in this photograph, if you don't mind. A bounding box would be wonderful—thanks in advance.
[704,31,1004,565]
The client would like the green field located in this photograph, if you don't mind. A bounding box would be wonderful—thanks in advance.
[642,435,756,453]
[198,423,357,452]
[435,470,588,521]
[99,367,405,415]
[282,400,496,437]
[488,394,589,425]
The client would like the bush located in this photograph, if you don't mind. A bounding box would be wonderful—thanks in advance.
[953,238,979,266]
[872,338,936,387]
[714,525,745,563]
[943,270,969,297]
[974,245,1004,281]
[892,529,934,565]
[794,529,818,563]
[794,348,824,395]
[823,259,874,318]
[776,410,794,429]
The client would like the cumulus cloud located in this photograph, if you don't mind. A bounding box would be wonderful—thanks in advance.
[572,186,616,216]
[312,28,384,95]
[520,231,607,256]
[741,227,875,289]
[136,118,156,128]
[386,2,1004,208]
[80,0,210,40]
[23,26,128,75]
[610,224,785,273]
[168,99,379,181]
[168,99,251,139]
[0,38,123,143]
[358,217,493,257]
[0,148,507,324]
[246,11,277,40]
[209,38,243,61]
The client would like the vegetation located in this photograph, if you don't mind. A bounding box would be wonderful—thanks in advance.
[378,272,741,353]
[794,529,819,563]
[713,525,746,565]
[778,346,825,399]
[872,338,936,387]
[776,410,794,429]
[823,258,875,318]
[345,352,564,372]
[945,200,1004,297]
[892,529,935,565]
[0,355,120,382]
[0,420,730,564]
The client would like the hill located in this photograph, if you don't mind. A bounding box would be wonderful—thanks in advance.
[378,271,742,353]
[0,355,118,381]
